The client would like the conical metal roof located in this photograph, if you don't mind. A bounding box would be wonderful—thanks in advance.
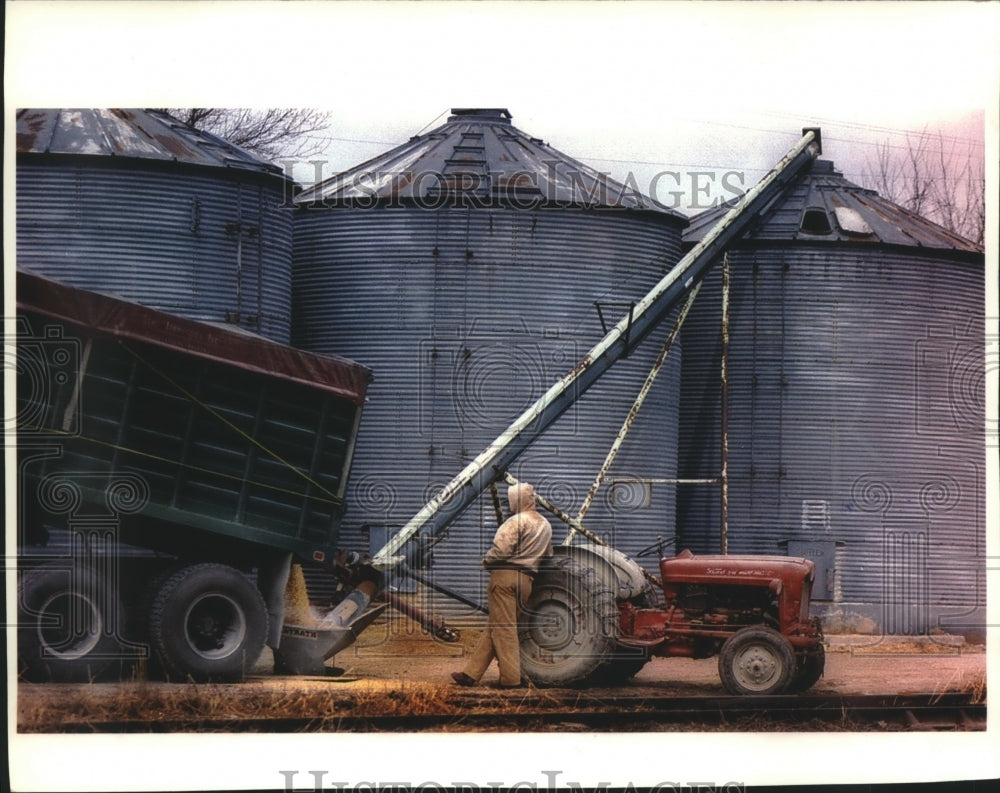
[16,108,283,176]
[684,158,981,252]
[296,108,685,218]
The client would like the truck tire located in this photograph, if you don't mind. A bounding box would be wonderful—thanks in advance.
[18,564,124,682]
[788,646,825,693]
[519,558,618,687]
[718,625,796,695]
[126,564,185,678]
[148,562,267,682]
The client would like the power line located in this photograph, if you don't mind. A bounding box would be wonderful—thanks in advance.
[415,110,450,137]
[824,132,984,155]
[755,109,985,148]
[295,116,984,181]
[579,153,984,183]
[625,110,985,159]
[314,134,398,147]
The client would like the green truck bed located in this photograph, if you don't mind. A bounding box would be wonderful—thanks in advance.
[16,269,372,564]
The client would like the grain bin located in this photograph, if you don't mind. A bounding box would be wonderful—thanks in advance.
[293,108,688,613]
[16,109,294,342]
[678,158,985,637]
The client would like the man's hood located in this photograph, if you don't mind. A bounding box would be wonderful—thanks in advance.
[507,482,536,514]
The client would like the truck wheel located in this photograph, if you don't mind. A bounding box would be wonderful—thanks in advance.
[519,558,618,687]
[788,646,825,693]
[18,564,124,682]
[148,563,267,682]
[718,625,796,695]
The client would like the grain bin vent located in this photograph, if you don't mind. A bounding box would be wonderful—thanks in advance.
[800,207,832,235]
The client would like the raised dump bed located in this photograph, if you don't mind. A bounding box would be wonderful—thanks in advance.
[16,269,371,681]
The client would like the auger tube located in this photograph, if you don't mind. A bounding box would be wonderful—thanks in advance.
[372,129,821,570]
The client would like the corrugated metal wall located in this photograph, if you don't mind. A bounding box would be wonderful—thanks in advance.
[678,246,985,635]
[16,159,293,343]
[294,205,685,617]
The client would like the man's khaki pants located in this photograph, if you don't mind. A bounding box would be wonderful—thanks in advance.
[463,568,532,686]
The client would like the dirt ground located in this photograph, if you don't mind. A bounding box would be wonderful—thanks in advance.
[318,625,987,697]
[16,624,986,733]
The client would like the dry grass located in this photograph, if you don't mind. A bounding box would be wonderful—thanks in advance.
[18,649,987,733]
[16,680,542,732]
[925,666,987,706]
[837,639,973,655]
[959,671,987,705]
[17,681,917,733]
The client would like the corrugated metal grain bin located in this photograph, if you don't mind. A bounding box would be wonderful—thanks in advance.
[16,109,294,343]
[293,109,689,614]
[678,159,985,637]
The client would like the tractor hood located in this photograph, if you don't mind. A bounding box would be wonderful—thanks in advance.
[661,550,815,586]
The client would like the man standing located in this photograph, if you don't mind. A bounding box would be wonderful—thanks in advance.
[452,481,553,688]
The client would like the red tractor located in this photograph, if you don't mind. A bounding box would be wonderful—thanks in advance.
[518,545,825,695]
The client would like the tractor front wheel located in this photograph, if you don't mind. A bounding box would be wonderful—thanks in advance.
[718,625,796,695]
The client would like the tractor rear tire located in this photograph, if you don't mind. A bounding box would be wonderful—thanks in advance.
[17,564,125,682]
[595,644,650,684]
[718,625,796,695]
[518,557,618,687]
[148,562,267,682]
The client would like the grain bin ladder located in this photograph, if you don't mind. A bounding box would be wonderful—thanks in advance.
[371,128,822,571]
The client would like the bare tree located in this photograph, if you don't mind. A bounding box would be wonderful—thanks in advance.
[862,128,985,247]
[929,131,986,247]
[161,108,332,160]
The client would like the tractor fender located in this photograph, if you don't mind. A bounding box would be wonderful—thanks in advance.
[552,543,649,602]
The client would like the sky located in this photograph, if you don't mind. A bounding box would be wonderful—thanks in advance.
[4,2,999,791]
[6,2,996,213]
